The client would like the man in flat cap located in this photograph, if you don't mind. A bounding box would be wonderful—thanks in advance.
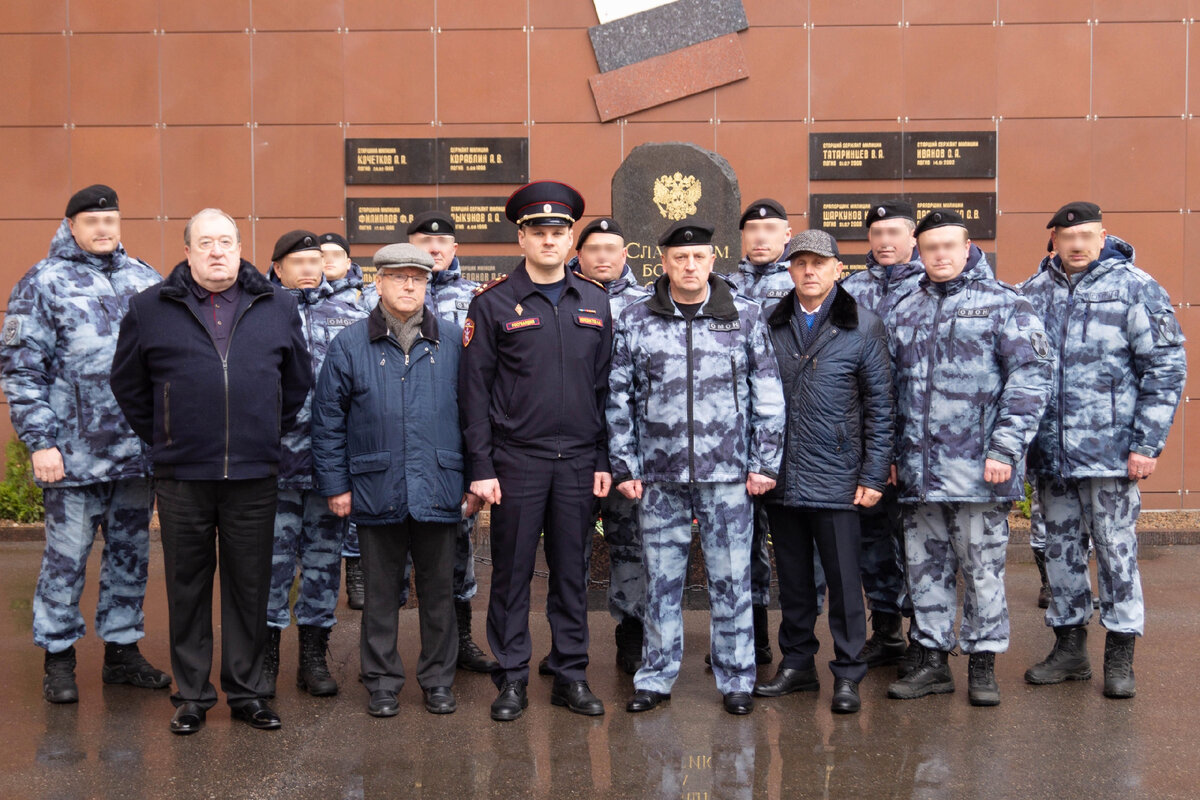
[607,219,784,715]
[729,198,800,662]
[110,208,312,734]
[754,229,893,715]
[565,217,650,676]
[1021,202,1186,699]
[1,184,167,704]
[314,243,472,718]
[459,180,613,721]
[261,231,368,699]
[885,210,1052,707]
[840,200,925,674]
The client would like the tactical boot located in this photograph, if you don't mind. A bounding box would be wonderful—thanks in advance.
[1024,625,1091,684]
[967,652,1000,707]
[297,625,338,697]
[614,617,644,675]
[263,627,281,698]
[753,604,773,665]
[1033,549,1051,609]
[43,647,79,704]
[860,611,907,668]
[101,642,171,689]
[897,628,922,679]
[344,557,365,610]
[455,601,499,673]
[887,643,954,699]
[1102,631,1136,699]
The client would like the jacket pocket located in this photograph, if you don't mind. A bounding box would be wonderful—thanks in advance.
[349,451,390,475]
[730,354,740,414]
[433,448,465,511]
[163,382,172,445]
[74,384,84,434]
[348,451,392,517]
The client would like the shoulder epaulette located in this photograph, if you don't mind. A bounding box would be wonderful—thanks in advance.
[994,280,1019,294]
[576,274,605,291]
[474,274,508,296]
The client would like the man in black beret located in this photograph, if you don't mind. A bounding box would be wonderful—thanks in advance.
[459,180,613,721]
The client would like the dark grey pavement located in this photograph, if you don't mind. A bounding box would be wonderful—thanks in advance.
[2,539,1198,800]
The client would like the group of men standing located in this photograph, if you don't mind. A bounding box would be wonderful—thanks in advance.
[1,177,1185,732]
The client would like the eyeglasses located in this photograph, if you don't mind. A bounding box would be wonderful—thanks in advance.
[193,237,238,252]
[378,273,428,287]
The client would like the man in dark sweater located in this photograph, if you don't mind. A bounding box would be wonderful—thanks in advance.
[110,208,312,735]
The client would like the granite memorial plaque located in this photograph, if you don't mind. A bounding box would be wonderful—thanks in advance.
[903,131,996,179]
[345,138,435,185]
[612,142,741,283]
[809,133,901,181]
[346,197,437,244]
[908,193,997,240]
[809,192,996,241]
[436,138,528,184]
[458,255,523,285]
[438,197,517,244]
[588,0,749,73]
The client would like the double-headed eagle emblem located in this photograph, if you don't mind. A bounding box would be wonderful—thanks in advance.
[653,172,702,220]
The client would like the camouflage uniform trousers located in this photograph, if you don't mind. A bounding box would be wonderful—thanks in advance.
[342,517,478,604]
[1029,482,1046,551]
[635,482,755,695]
[858,486,908,616]
[267,488,347,629]
[903,501,1011,653]
[34,477,154,652]
[599,493,645,622]
[1036,476,1143,635]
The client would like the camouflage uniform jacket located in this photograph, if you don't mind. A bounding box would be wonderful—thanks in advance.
[1,220,161,487]
[567,259,651,320]
[729,257,794,309]
[327,261,368,311]
[429,257,478,327]
[1020,236,1186,478]
[888,247,1053,503]
[607,273,785,485]
[267,269,369,489]
[838,251,925,321]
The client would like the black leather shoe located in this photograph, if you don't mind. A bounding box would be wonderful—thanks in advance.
[538,655,554,676]
[625,689,670,713]
[831,678,861,714]
[490,681,528,722]
[169,702,206,735]
[424,686,457,715]
[753,666,820,697]
[723,692,754,715]
[231,699,281,730]
[550,680,604,716]
[368,690,399,717]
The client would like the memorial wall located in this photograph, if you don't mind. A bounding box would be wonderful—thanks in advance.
[1,0,1198,506]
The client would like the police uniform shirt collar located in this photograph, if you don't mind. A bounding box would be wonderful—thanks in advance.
[507,260,584,304]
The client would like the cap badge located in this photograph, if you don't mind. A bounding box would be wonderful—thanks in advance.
[543,204,553,214]
[98,198,107,208]
[303,236,314,247]
[878,206,885,215]
[1067,212,1075,221]
[600,220,609,231]
[683,230,694,242]
[431,221,439,231]
[758,207,767,217]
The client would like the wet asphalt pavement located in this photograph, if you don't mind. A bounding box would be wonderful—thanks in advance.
[1,539,1198,800]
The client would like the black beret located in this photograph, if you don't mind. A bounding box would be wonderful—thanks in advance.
[576,217,624,250]
[864,200,916,228]
[738,198,787,229]
[915,209,968,237]
[65,184,118,218]
[1047,201,1102,229]
[407,210,456,236]
[271,229,321,262]
[319,232,350,254]
[658,219,715,248]
[505,180,585,226]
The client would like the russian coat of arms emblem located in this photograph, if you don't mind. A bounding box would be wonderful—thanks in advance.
[652,172,702,220]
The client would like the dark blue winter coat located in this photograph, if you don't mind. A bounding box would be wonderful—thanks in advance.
[311,304,465,526]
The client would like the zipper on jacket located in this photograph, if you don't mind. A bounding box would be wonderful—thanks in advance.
[730,354,739,414]
[686,318,696,482]
[163,382,172,445]
[554,303,565,458]
[920,292,947,501]
[1056,279,1075,475]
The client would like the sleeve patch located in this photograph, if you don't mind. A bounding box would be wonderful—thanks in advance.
[2,317,20,346]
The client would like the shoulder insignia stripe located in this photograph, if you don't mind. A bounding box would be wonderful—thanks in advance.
[474,274,509,296]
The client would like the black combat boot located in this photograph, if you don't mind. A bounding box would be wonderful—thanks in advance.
[753,604,773,665]
[1033,549,1051,609]
[43,646,79,704]
[887,643,954,699]
[860,611,907,668]
[102,642,171,689]
[297,625,338,697]
[344,557,365,610]
[1102,631,1136,699]
[897,627,921,678]
[455,601,499,673]
[1024,625,1091,684]
[967,652,1000,706]
[263,627,281,698]
[614,617,644,675]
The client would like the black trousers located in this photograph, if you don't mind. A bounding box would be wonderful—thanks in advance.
[358,520,457,693]
[155,477,277,710]
[766,505,867,682]
[487,448,595,687]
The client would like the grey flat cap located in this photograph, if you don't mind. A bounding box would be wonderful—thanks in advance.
[373,242,435,272]
[784,229,840,260]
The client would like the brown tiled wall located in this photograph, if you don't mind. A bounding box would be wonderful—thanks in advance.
[1,1,1198,506]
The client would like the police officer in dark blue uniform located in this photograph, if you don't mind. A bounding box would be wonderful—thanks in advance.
[459,180,614,721]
